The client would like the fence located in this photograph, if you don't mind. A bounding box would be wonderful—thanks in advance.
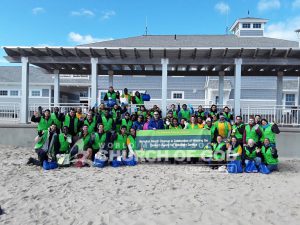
[0,102,300,127]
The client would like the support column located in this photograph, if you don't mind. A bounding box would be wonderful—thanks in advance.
[91,58,99,107]
[21,57,29,124]
[234,58,242,117]
[276,72,283,106]
[108,70,114,87]
[218,71,225,106]
[53,70,60,107]
[161,58,169,118]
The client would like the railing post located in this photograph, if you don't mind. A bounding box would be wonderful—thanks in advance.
[247,105,250,122]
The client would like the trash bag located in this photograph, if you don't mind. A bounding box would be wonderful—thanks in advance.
[245,160,258,173]
[93,152,107,168]
[107,100,116,107]
[259,163,271,174]
[142,94,151,101]
[227,160,243,173]
[123,156,137,166]
[111,159,123,168]
[43,160,58,170]
[56,154,70,167]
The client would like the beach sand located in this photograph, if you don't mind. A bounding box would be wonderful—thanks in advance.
[0,145,300,225]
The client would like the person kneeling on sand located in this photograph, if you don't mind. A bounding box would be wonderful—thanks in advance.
[111,126,128,161]
[261,138,279,172]
[243,139,262,168]
[27,123,59,166]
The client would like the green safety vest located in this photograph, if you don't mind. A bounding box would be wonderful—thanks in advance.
[121,93,131,103]
[197,111,205,118]
[107,92,117,100]
[112,109,121,120]
[51,113,62,129]
[209,111,217,117]
[232,123,243,139]
[187,123,199,129]
[37,117,53,132]
[215,121,230,138]
[34,130,49,149]
[244,146,257,160]
[172,110,178,119]
[180,109,190,121]
[261,124,276,144]
[84,119,97,134]
[223,112,232,121]
[137,110,147,118]
[245,125,259,143]
[262,146,278,165]
[204,124,216,141]
[101,116,113,132]
[169,125,182,130]
[121,119,133,132]
[58,133,71,153]
[230,145,241,160]
[213,142,226,160]
[113,133,127,151]
[127,135,136,151]
[78,132,91,150]
[63,114,79,134]
[92,132,107,150]
[135,96,144,105]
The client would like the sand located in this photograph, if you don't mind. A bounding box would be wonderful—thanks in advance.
[0,145,300,225]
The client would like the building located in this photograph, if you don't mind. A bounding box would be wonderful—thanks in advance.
[1,17,300,123]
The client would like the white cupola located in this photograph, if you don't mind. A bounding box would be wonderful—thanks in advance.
[230,17,268,37]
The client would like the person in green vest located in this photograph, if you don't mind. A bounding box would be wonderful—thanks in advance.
[51,107,64,130]
[58,126,72,154]
[186,116,199,129]
[63,108,81,136]
[132,91,144,106]
[168,104,179,119]
[197,117,205,129]
[195,105,206,120]
[260,119,280,147]
[98,104,107,117]
[97,110,114,132]
[71,125,93,162]
[209,104,218,119]
[211,135,227,167]
[83,113,97,134]
[31,109,54,132]
[27,123,59,166]
[242,139,262,168]
[137,105,148,118]
[103,86,118,102]
[178,104,193,122]
[243,118,263,147]
[116,112,133,133]
[227,136,242,161]
[111,125,128,160]
[214,114,232,140]
[127,127,136,154]
[261,138,279,172]
[204,118,218,143]
[222,106,233,123]
[166,118,182,129]
[91,124,108,158]
[120,88,131,105]
[231,116,245,146]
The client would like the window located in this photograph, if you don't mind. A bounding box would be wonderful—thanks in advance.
[31,90,41,97]
[285,94,295,106]
[253,23,261,29]
[0,90,8,96]
[80,92,88,97]
[242,23,251,28]
[42,89,49,97]
[10,90,19,96]
[171,91,184,100]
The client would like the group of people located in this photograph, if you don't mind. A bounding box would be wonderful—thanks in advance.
[27,86,280,173]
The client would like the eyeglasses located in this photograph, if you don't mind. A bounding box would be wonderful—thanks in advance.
[154,114,159,116]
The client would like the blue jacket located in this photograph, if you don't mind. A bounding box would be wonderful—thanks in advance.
[132,121,144,131]
[148,119,164,130]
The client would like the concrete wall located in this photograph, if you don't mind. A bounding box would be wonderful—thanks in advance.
[0,124,299,158]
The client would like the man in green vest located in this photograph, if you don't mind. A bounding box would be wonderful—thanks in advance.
[204,118,218,143]
[116,112,133,133]
[133,91,144,105]
[178,104,193,122]
[186,115,199,129]
[97,110,114,132]
[120,88,132,105]
[215,114,232,140]
[127,127,136,155]
[168,104,179,119]
[31,109,54,132]
[261,138,279,172]
[243,139,262,168]
[243,118,262,147]
[58,126,72,154]
[111,125,128,160]
[92,124,108,155]
[195,105,206,120]
[83,113,97,134]
[104,86,118,102]
[223,106,233,123]
[51,107,64,130]
[231,116,245,145]
[260,119,280,147]
[63,108,81,136]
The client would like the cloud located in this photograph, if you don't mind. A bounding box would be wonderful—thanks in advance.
[257,0,281,11]
[214,2,230,15]
[292,0,300,8]
[32,7,45,15]
[264,16,300,41]
[68,32,113,44]
[101,10,116,20]
[71,9,95,17]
